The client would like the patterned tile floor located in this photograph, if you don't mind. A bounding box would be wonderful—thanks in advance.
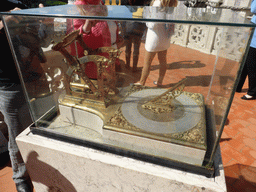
[1,44,256,191]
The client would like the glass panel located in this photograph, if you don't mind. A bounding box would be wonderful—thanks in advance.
[1,4,254,171]
[1,4,254,27]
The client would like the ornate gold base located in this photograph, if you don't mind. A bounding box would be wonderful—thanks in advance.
[59,84,207,150]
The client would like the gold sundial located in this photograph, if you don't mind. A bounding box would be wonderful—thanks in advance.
[104,80,207,150]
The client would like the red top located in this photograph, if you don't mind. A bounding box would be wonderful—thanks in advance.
[67,0,119,79]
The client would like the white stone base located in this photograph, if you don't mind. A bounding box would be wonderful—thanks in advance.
[16,127,227,192]
[59,103,207,166]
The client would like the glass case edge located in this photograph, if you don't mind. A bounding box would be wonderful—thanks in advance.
[0,11,256,28]
[207,27,256,167]
[1,17,35,121]
[30,126,215,177]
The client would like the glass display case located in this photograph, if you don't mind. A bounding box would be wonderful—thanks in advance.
[1,2,255,176]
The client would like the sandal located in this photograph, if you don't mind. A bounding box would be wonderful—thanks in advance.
[153,81,164,87]
[241,95,256,100]
[134,82,143,86]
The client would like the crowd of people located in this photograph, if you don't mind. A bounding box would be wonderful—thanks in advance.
[68,0,177,86]
[1,0,256,192]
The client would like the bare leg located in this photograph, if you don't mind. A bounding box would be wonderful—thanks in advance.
[157,50,167,85]
[132,35,142,72]
[125,40,132,69]
[139,51,156,85]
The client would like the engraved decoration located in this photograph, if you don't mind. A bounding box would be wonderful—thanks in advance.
[170,24,191,46]
[212,27,249,61]
[189,25,208,48]
[141,79,186,114]
[170,0,251,60]
[186,25,217,54]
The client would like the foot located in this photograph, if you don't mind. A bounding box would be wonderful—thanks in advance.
[134,82,143,86]
[16,181,33,192]
[241,94,256,100]
[153,81,164,87]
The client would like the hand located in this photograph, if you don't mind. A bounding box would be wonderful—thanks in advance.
[0,7,21,30]
[82,20,98,33]
[5,7,22,23]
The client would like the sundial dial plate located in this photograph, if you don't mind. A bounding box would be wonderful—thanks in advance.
[121,89,203,134]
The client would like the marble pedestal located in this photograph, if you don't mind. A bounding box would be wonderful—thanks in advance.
[16,127,227,192]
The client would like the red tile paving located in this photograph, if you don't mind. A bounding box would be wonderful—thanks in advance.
[220,87,256,191]
[1,44,256,191]
[0,162,17,192]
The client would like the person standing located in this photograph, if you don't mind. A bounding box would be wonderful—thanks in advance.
[236,0,256,100]
[123,0,149,72]
[69,0,122,79]
[0,1,36,191]
[136,0,177,86]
